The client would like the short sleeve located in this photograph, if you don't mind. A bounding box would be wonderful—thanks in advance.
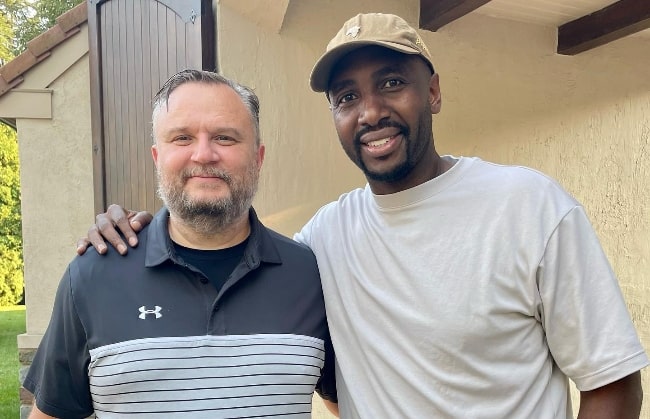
[22,264,94,418]
[538,206,648,391]
[293,219,313,248]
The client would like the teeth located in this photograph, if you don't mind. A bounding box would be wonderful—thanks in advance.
[368,137,390,147]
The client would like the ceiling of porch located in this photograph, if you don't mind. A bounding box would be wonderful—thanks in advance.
[420,0,650,54]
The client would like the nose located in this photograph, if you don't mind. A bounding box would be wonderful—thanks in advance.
[191,136,219,164]
[357,92,390,127]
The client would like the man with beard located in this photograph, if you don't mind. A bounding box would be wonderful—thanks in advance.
[77,13,646,418]
[24,70,336,419]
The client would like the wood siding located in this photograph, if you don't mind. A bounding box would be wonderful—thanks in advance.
[88,0,215,213]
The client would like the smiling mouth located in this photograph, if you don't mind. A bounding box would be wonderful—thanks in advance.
[367,137,391,147]
[364,133,402,148]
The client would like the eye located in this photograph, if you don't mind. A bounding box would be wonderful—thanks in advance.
[333,92,358,109]
[340,93,356,103]
[214,135,237,145]
[381,79,403,89]
[172,135,192,144]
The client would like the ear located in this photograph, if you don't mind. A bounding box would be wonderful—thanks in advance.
[151,144,159,167]
[257,144,265,169]
[429,73,442,114]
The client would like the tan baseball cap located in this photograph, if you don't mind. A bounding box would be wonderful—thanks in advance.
[310,13,435,92]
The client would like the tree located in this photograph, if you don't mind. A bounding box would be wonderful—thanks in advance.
[0,123,22,306]
[0,0,22,305]
[0,0,29,63]
[0,0,83,59]
[0,7,13,64]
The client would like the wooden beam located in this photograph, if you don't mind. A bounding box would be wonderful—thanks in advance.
[420,0,492,31]
[0,89,52,119]
[87,0,106,214]
[558,0,650,55]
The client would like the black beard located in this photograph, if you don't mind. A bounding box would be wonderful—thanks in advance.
[353,121,413,183]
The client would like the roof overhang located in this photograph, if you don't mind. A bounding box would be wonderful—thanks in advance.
[0,21,88,121]
[419,0,650,55]
[0,2,88,112]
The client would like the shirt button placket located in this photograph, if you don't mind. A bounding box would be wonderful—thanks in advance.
[209,302,225,334]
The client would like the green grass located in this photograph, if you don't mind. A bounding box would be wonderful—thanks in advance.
[0,306,25,419]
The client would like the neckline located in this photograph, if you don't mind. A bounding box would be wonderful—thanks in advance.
[370,156,474,209]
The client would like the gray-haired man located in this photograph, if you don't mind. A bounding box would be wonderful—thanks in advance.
[26,70,336,418]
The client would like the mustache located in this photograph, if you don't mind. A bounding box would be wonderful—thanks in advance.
[181,166,232,183]
[354,121,408,144]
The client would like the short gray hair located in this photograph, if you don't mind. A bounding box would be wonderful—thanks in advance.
[151,69,261,144]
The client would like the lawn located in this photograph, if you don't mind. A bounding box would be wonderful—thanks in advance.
[0,306,25,419]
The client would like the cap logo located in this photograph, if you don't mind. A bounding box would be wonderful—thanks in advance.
[415,36,430,55]
[346,25,361,38]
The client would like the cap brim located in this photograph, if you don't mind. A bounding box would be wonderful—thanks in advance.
[309,40,422,93]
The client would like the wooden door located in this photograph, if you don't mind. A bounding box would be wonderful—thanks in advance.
[88,0,215,213]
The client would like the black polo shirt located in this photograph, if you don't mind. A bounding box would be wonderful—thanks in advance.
[24,207,336,418]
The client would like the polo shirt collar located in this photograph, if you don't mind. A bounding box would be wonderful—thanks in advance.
[145,207,282,268]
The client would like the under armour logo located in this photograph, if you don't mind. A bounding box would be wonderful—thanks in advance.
[139,305,162,319]
[346,25,361,38]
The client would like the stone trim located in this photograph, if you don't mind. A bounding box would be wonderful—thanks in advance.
[18,347,36,419]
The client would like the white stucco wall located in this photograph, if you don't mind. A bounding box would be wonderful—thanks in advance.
[217,0,649,416]
[17,55,94,347]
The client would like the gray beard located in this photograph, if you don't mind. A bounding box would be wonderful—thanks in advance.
[157,165,258,235]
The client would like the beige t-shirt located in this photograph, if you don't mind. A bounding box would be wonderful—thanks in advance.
[296,156,648,418]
